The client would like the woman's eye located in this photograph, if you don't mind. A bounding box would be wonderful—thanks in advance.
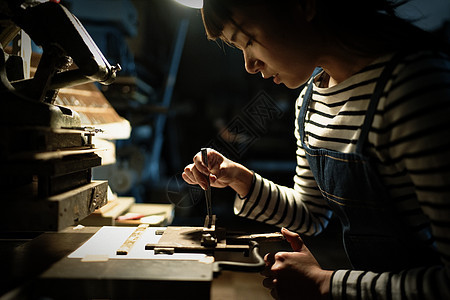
[246,38,253,47]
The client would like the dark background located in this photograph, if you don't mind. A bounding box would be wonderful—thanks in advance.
[60,0,449,230]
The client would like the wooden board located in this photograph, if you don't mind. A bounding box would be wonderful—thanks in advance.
[116,223,150,255]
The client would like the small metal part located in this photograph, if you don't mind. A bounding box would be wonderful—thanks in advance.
[227,232,285,243]
[154,247,175,255]
[84,131,95,148]
[155,229,165,235]
[88,186,98,211]
[201,233,217,248]
[111,63,122,74]
[201,215,217,247]
[82,126,102,148]
[56,55,73,71]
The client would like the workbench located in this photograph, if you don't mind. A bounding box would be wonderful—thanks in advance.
[0,226,213,299]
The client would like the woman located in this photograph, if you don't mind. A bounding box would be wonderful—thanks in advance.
[182,0,450,298]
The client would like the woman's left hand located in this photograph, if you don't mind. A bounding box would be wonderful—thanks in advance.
[262,228,333,300]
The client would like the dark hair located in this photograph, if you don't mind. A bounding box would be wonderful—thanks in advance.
[201,0,449,55]
[201,0,289,40]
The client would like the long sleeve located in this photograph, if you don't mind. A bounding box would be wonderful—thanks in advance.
[233,87,332,236]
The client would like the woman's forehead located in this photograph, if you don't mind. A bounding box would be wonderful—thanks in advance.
[221,18,256,48]
[221,22,241,45]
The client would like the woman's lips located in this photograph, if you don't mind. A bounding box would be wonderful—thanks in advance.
[273,73,281,84]
[262,73,281,84]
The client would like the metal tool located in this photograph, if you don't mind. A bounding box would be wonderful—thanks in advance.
[201,148,213,228]
[146,227,286,272]
[227,232,285,243]
[145,226,267,272]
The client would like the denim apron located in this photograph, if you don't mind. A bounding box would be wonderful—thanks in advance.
[298,55,440,272]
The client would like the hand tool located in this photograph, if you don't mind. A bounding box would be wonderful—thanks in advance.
[201,148,213,228]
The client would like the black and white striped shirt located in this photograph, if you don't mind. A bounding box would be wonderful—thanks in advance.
[234,50,450,299]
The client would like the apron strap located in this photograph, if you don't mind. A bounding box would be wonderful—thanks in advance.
[299,69,321,143]
[355,52,404,154]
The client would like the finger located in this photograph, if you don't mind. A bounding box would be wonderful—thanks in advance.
[264,252,276,265]
[209,174,218,184]
[181,172,195,185]
[191,165,209,190]
[270,283,279,300]
[270,289,277,299]
[193,152,210,175]
[182,165,197,183]
[281,227,304,252]
[260,265,273,277]
[271,253,286,273]
[183,165,202,183]
[262,277,276,289]
[199,148,226,175]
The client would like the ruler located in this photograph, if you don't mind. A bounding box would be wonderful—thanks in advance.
[116,223,149,255]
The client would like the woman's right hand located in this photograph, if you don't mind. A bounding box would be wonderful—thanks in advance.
[182,148,253,197]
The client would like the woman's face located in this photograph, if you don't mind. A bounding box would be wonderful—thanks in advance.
[221,4,320,89]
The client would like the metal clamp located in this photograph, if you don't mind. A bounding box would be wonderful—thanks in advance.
[213,241,265,272]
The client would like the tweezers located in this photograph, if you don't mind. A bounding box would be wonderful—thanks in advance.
[201,148,213,228]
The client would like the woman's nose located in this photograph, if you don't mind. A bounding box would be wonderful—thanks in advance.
[244,53,263,74]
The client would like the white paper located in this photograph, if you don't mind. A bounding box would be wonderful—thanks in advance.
[69,226,206,261]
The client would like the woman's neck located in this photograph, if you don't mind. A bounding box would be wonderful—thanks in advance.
[318,46,382,87]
